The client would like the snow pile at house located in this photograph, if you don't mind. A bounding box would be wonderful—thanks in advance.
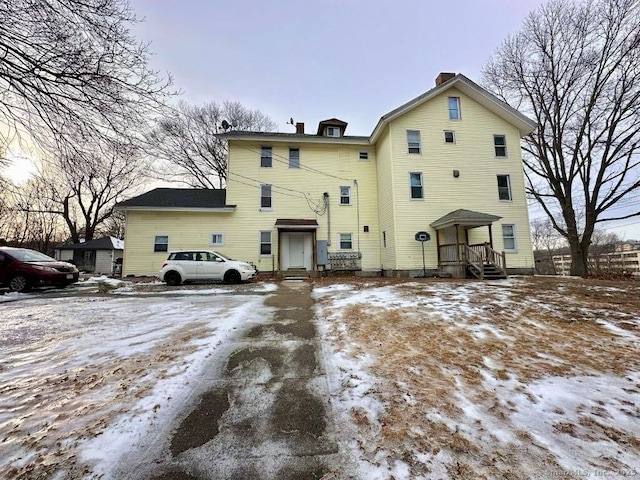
[313,278,640,479]
[0,293,269,478]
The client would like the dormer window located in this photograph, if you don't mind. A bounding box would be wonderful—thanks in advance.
[326,126,341,137]
[317,118,348,137]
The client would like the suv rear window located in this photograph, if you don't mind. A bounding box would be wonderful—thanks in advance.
[169,252,196,261]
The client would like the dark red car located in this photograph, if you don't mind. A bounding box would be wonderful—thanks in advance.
[0,247,79,292]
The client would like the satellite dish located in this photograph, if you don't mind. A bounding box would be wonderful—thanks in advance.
[221,119,230,130]
[287,117,294,125]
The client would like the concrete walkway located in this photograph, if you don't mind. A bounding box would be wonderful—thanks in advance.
[145,281,350,480]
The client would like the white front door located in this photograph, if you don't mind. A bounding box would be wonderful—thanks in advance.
[288,233,305,268]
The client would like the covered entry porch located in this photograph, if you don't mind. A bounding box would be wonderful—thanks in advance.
[275,219,318,272]
[431,209,507,279]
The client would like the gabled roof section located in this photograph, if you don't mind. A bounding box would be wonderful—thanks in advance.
[430,209,502,229]
[56,236,124,251]
[115,188,235,211]
[370,74,537,143]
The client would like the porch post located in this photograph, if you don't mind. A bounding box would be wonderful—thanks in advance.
[436,229,441,265]
[488,224,494,249]
[455,224,461,262]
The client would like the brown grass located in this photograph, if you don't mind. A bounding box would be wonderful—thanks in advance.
[317,276,640,478]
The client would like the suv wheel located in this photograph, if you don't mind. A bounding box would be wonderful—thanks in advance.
[9,274,31,293]
[224,270,241,284]
[164,271,182,286]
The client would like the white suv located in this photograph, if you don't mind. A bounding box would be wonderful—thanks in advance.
[159,250,257,285]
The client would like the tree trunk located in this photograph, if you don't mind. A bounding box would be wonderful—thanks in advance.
[568,239,589,277]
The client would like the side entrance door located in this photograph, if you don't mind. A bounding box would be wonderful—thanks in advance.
[288,233,306,269]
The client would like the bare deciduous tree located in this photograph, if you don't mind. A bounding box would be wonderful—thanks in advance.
[148,100,277,188]
[0,0,174,159]
[531,218,566,274]
[14,141,147,243]
[483,0,640,276]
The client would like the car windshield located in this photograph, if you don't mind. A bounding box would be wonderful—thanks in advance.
[9,249,56,262]
[213,251,234,261]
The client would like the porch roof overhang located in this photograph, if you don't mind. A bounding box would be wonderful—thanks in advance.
[430,209,502,229]
[274,219,319,230]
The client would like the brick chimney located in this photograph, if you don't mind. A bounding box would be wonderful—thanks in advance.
[295,122,305,134]
[436,72,456,86]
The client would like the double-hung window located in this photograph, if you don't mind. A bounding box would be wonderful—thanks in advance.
[260,146,272,167]
[260,184,272,209]
[289,148,300,168]
[448,97,460,120]
[339,233,353,250]
[260,231,272,255]
[497,175,512,201]
[502,225,517,251]
[154,235,169,252]
[407,130,421,154]
[494,135,506,157]
[340,186,351,205]
[210,233,224,246]
[410,172,424,199]
[444,130,455,144]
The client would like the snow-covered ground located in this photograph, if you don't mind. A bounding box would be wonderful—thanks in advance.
[1,277,639,479]
[0,284,275,479]
[313,277,640,479]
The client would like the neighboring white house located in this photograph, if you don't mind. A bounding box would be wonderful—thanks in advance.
[55,236,124,275]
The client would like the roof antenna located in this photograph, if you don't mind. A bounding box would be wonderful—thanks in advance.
[287,117,295,126]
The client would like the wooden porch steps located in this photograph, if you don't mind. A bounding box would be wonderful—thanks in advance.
[468,263,507,280]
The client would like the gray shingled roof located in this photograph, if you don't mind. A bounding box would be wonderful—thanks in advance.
[431,209,502,228]
[115,188,232,209]
[222,131,369,141]
[56,237,123,251]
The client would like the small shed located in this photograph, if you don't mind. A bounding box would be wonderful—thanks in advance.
[55,236,124,275]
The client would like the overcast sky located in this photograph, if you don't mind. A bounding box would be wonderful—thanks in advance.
[127,0,639,239]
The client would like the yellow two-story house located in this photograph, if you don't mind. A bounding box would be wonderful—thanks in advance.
[117,73,537,278]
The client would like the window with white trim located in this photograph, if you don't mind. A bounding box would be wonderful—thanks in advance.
[260,184,272,209]
[289,147,300,168]
[340,186,351,205]
[502,224,517,251]
[260,231,272,255]
[260,146,272,167]
[410,172,424,199]
[497,175,512,201]
[210,233,224,246]
[448,97,460,120]
[339,233,353,250]
[407,130,421,154]
[326,126,340,137]
[444,130,455,144]
[494,135,507,157]
[358,151,369,160]
[154,235,168,252]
